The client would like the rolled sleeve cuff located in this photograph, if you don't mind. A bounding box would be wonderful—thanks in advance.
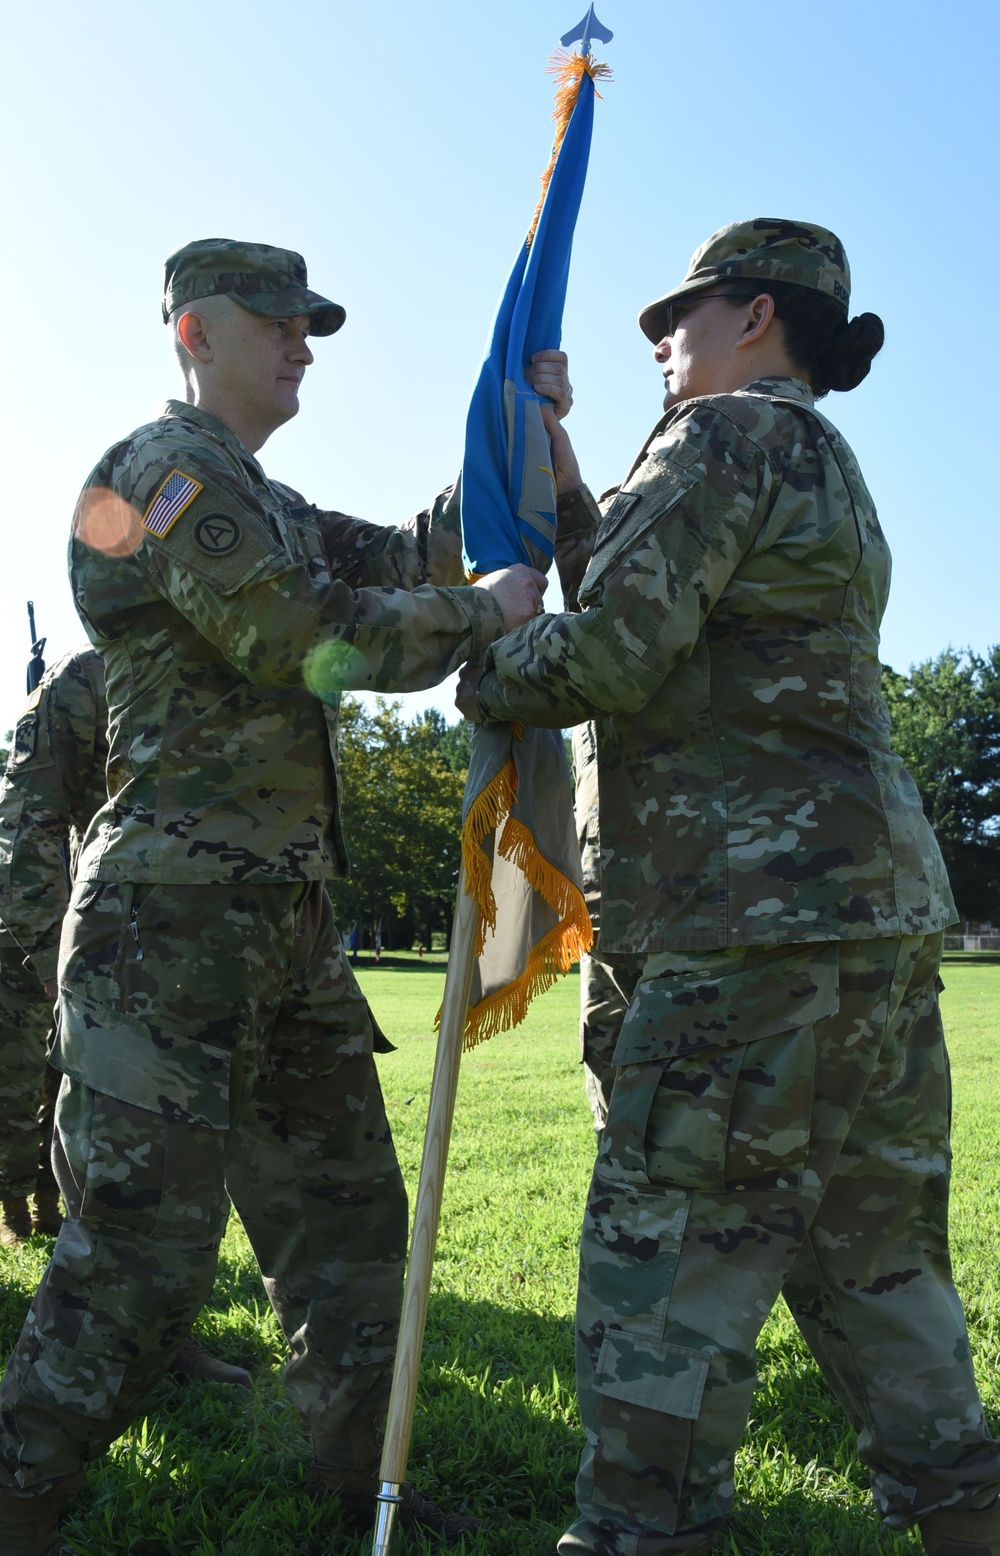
[454,586,506,661]
[476,667,517,725]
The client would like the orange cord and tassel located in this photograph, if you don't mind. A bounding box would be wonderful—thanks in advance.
[527,49,613,248]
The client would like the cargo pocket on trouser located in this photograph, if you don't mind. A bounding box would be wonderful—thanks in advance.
[17,1334,127,1425]
[576,943,841,1538]
[54,992,232,1242]
[2,985,238,1467]
[607,942,840,1195]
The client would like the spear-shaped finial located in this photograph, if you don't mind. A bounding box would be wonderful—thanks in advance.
[559,4,613,55]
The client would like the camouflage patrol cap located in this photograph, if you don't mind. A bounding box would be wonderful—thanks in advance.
[162,238,346,336]
[638,218,850,343]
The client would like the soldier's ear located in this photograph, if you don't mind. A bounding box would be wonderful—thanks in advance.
[176,310,213,364]
[735,294,776,350]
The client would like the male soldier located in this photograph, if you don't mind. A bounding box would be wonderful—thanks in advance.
[0,238,566,1554]
[0,649,107,1248]
[459,219,1000,1555]
[0,645,251,1387]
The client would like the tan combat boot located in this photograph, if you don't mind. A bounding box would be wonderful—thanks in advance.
[0,1198,32,1249]
[168,1334,252,1389]
[921,1498,1000,1556]
[31,1186,63,1238]
[0,1471,83,1555]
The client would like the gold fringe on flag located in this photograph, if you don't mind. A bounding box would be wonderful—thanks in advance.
[527,50,612,248]
[455,759,593,1051]
[460,755,517,956]
[462,903,593,1051]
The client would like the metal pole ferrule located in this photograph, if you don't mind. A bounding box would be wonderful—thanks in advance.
[371,1482,403,1556]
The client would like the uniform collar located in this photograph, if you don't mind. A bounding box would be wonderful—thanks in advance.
[161,399,267,479]
[736,375,816,407]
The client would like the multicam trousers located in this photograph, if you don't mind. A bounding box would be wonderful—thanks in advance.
[579,948,634,1133]
[0,880,407,1491]
[0,952,59,1199]
[559,934,1000,1556]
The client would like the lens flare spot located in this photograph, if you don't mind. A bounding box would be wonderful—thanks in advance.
[304,639,366,701]
[74,488,145,557]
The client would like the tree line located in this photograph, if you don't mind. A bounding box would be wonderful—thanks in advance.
[327,700,471,951]
[332,645,1000,947]
[1,646,997,944]
[882,647,1000,925]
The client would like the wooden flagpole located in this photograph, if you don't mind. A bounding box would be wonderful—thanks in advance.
[368,863,479,1555]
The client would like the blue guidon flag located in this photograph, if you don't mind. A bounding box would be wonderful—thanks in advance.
[458,11,612,1046]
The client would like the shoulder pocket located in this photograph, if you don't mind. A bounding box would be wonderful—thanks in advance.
[579,459,696,606]
[595,490,643,546]
[613,942,840,1066]
[6,689,52,772]
[139,474,282,595]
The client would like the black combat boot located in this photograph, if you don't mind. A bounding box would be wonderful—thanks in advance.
[31,1186,63,1237]
[307,1463,483,1544]
[0,1471,84,1555]
[168,1334,252,1388]
[920,1498,1000,1555]
[0,1197,32,1249]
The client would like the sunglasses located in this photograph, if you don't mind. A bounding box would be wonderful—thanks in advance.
[660,292,756,337]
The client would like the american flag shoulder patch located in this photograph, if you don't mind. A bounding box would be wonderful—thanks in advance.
[143,470,203,538]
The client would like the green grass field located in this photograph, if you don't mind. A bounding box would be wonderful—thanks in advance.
[1,961,996,1554]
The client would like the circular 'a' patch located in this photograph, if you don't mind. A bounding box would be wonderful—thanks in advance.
[194,514,241,555]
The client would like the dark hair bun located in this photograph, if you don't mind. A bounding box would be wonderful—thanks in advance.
[825,311,885,392]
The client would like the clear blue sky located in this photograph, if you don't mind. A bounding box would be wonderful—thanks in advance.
[1,0,996,733]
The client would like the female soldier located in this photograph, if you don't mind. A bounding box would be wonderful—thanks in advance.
[458,219,1000,1556]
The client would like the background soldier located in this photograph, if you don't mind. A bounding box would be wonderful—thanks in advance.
[0,645,250,1387]
[0,934,60,1245]
[459,220,1000,1556]
[0,647,104,1247]
[0,605,64,1245]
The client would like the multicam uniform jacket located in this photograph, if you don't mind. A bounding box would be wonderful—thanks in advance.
[71,399,506,885]
[477,376,957,952]
[0,648,108,981]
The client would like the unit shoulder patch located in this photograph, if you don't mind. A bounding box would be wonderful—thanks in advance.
[194,513,241,555]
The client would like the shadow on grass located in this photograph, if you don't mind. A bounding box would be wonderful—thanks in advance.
[0,1271,581,1556]
[0,1260,936,1554]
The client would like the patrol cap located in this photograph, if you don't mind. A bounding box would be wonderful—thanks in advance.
[162,238,346,336]
[638,218,851,343]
